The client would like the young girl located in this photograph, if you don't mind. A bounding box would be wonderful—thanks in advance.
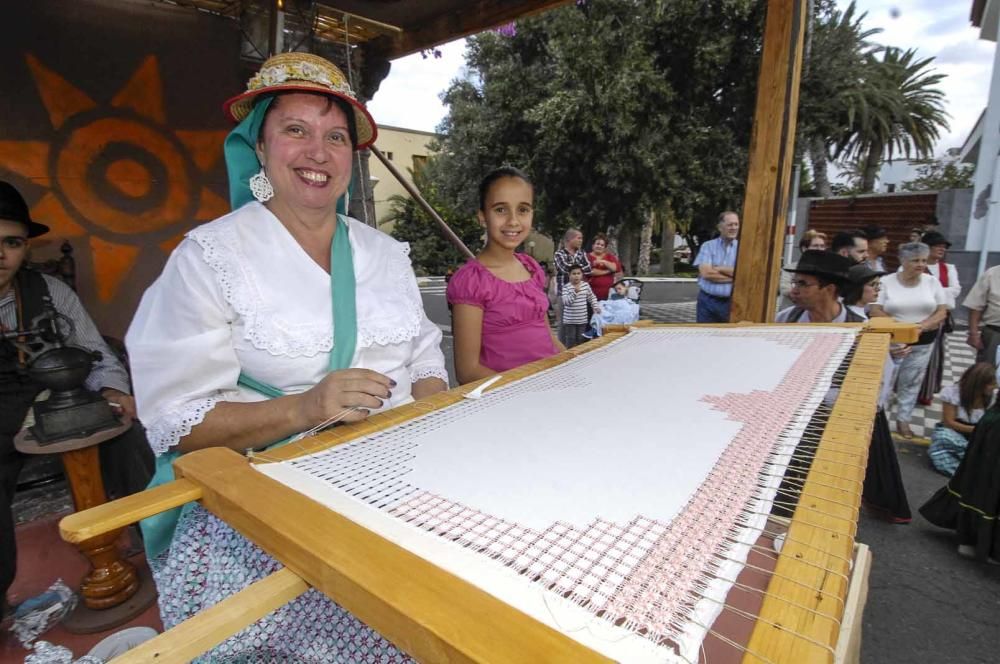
[448,167,563,384]
[928,362,997,476]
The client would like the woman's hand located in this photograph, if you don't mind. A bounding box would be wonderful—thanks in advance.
[296,368,395,426]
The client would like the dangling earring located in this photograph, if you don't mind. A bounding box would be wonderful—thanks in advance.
[249,168,274,203]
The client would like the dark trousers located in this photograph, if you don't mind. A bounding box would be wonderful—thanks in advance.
[559,323,589,348]
[978,325,1000,366]
[1,423,153,606]
[696,290,731,323]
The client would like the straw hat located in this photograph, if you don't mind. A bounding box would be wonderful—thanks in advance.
[223,52,377,149]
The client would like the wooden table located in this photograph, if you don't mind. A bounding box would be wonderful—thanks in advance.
[15,418,157,633]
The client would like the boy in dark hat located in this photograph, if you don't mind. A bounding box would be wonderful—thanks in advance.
[0,181,152,621]
[776,250,864,323]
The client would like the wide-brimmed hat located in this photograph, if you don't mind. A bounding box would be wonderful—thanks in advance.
[784,250,853,281]
[0,181,48,237]
[921,231,951,248]
[223,52,377,149]
[847,263,885,284]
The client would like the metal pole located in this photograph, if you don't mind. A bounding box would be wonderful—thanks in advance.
[268,0,282,56]
[784,165,801,267]
[369,146,475,260]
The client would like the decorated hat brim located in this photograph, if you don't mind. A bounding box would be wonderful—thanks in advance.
[782,266,849,281]
[223,84,377,149]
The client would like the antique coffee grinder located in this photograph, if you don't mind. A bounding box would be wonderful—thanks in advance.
[3,298,120,443]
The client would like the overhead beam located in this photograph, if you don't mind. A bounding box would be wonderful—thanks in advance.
[730,0,807,323]
[364,0,575,60]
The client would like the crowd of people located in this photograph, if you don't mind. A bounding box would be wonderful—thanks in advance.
[776,222,1000,564]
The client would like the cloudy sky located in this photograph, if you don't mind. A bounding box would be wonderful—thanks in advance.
[366,1,995,156]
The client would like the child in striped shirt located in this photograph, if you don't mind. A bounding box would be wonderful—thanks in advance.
[560,266,600,348]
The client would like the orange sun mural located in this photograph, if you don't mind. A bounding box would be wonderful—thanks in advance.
[0,54,230,302]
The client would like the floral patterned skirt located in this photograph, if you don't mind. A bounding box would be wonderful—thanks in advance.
[151,505,413,663]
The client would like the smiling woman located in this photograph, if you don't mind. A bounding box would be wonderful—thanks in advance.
[447,166,562,384]
[122,52,449,661]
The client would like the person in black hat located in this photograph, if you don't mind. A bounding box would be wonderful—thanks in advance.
[776,250,864,323]
[842,262,885,319]
[916,231,960,405]
[0,180,152,622]
[862,225,889,273]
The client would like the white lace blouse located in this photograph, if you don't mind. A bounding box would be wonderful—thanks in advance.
[126,203,447,456]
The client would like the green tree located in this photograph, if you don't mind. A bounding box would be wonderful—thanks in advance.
[425,0,763,274]
[901,158,975,192]
[797,0,882,197]
[834,47,949,192]
[387,165,483,275]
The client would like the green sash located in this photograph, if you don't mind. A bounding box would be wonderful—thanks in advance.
[141,216,357,559]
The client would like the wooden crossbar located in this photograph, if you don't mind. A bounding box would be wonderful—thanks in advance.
[744,331,889,663]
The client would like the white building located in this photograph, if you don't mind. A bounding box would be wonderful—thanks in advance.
[966,0,1000,267]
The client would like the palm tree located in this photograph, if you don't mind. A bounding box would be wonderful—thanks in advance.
[834,47,949,192]
[798,0,882,197]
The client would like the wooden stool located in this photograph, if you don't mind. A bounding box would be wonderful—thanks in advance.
[15,419,157,633]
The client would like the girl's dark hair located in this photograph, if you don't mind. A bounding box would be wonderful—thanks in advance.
[259,92,358,149]
[840,274,877,306]
[959,362,997,415]
[592,232,609,248]
[478,166,533,211]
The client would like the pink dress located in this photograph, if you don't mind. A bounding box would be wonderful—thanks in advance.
[447,253,559,373]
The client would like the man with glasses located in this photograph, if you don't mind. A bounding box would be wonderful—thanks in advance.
[0,181,152,623]
[776,250,863,323]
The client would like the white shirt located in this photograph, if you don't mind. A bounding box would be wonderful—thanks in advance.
[962,265,1000,325]
[875,273,946,324]
[897,261,961,310]
[937,383,993,424]
[126,203,447,456]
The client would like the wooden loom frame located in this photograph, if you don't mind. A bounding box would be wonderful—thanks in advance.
[61,320,916,664]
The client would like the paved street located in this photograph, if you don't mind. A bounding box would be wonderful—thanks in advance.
[420,277,1000,664]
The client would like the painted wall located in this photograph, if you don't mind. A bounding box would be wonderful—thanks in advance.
[369,125,439,233]
[0,0,242,338]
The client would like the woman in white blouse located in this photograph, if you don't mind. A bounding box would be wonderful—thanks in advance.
[869,242,947,439]
[125,53,446,661]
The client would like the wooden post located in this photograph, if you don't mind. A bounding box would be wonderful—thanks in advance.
[729,0,807,323]
[61,446,139,609]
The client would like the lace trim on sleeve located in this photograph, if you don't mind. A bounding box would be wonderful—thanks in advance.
[410,365,450,385]
[145,396,222,457]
